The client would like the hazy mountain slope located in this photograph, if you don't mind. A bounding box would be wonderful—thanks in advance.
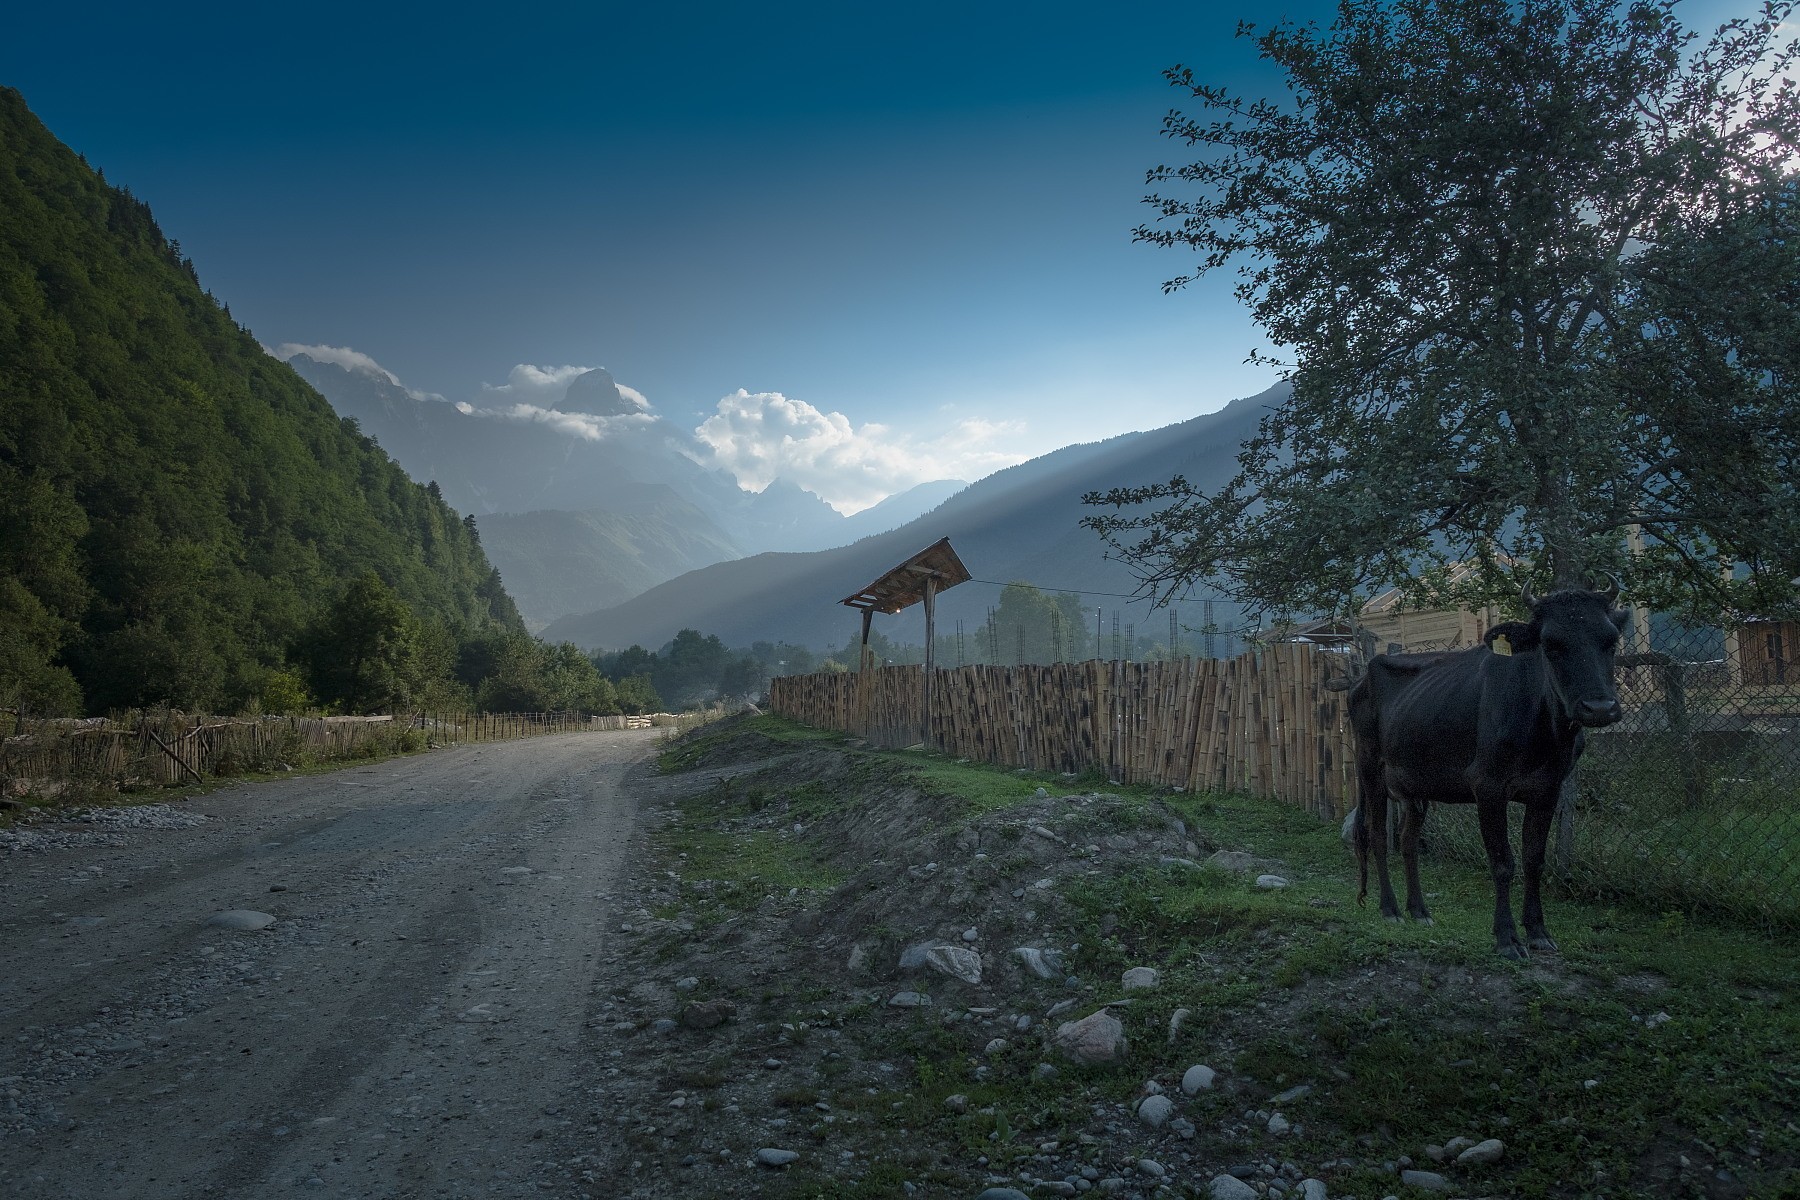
[833,478,968,546]
[288,357,962,557]
[0,88,522,713]
[542,387,1278,650]
[474,489,741,630]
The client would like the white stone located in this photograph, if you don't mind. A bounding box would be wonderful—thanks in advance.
[755,1148,799,1167]
[887,991,931,1008]
[1267,1113,1291,1135]
[1209,1175,1258,1200]
[1255,874,1290,889]
[1180,1065,1216,1094]
[898,943,983,985]
[1456,1138,1505,1165]
[1121,966,1160,991]
[1136,1095,1176,1129]
[1299,1180,1327,1200]
[1012,946,1065,980]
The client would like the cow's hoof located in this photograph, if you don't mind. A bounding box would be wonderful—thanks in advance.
[1413,916,1435,926]
[1527,934,1559,953]
[1384,915,1404,925]
[1495,940,1530,961]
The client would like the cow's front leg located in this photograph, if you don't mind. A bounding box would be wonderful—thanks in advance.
[1400,797,1432,923]
[1520,800,1558,953]
[1474,789,1524,959]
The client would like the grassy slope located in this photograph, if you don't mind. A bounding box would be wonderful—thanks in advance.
[661,716,1799,1200]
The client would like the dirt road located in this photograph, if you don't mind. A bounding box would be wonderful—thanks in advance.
[0,730,662,1199]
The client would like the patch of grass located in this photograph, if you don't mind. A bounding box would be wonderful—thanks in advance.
[894,754,1132,820]
[656,826,844,927]
[879,744,1800,1200]
[658,714,847,773]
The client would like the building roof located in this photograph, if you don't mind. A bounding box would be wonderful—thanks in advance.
[840,537,972,614]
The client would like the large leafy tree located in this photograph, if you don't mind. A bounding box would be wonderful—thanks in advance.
[1084,0,1800,621]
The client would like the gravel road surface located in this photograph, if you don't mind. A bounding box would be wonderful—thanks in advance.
[0,730,661,1199]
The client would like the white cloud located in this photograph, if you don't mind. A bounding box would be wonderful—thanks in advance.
[693,389,1026,514]
[478,363,596,406]
[267,342,445,402]
[460,401,652,442]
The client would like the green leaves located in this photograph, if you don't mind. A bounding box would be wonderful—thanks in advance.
[1100,1,1800,618]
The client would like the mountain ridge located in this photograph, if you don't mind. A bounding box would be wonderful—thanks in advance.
[541,386,1282,651]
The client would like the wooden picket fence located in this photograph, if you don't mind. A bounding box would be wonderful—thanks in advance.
[769,645,1359,819]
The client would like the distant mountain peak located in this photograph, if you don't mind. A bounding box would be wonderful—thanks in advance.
[559,367,646,419]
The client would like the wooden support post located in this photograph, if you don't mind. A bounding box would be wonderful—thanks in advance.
[922,576,937,748]
[859,608,874,673]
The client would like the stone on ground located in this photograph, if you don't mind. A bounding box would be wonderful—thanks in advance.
[1137,1094,1176,1129]
[206,910,276,931]
[1457,1138,1505,1165]
[1121,966,1160,990]
[678,999,736,1029]
[1400,1169,1451,1192]
[1052,1011,1128,1065]
[1181,1064,1216,1094]
[1209,1175,1258,1200]
[898,942,983,985]
[754,1147,799,1167]
[1012,946,1065,980]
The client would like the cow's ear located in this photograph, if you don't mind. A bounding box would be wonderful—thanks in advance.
[1507,623,1542,652]
[1609,608,1630,633]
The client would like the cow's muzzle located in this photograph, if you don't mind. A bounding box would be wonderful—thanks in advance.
[1577,699,1623,727]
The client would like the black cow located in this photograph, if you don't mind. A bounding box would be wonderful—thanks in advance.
[1349,588,1628,958]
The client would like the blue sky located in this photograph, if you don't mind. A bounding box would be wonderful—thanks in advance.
[4,0,1748,510]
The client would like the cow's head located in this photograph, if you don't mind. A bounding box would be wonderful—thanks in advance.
[1509,588,1627,727]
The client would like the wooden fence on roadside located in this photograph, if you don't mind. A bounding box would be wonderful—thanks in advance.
[769,645,1358,819]
[1,710,599,796]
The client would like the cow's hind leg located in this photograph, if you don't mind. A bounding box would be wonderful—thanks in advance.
[1520,800,1558,953]
[1475,788,1525,959]
[1365,770,1403,922]
[1400,797,1432,923]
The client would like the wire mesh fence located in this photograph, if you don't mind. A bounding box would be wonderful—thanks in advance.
[1419,616,1800,927]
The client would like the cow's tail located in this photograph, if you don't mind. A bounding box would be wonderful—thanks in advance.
[1353,804,1370,907]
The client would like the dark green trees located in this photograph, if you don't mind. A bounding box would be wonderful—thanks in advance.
[0,87,526,713]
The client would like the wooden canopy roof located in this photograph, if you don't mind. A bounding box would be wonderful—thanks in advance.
[840,537,971,614]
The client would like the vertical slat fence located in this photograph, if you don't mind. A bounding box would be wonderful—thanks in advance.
[769,647,1360,817]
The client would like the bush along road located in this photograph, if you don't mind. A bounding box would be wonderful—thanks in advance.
[3,714,1796,1199]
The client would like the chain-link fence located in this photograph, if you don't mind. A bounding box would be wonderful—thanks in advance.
[1421,616,1800,927]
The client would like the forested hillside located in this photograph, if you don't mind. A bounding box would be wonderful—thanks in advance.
[0,88,526,715]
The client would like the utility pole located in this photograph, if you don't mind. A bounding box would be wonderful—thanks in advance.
[1169,608,1180,660]
[1203,599,1217,660]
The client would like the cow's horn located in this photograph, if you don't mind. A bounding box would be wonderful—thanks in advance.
[1598,574,1623,605]
[1520,581,1540,610]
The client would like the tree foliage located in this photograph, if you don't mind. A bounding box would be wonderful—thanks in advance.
[1085,0,1800,621]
